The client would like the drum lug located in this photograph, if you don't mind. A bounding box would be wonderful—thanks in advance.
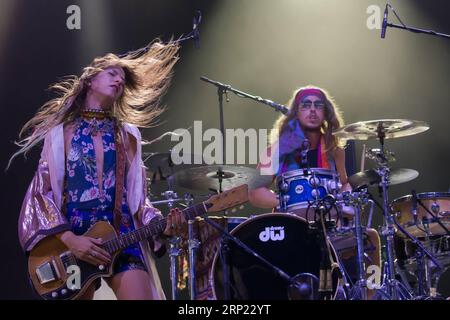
[309,177,321,188]
[431,203,440,214]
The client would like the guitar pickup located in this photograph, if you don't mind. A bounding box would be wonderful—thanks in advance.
[36,259,61,285]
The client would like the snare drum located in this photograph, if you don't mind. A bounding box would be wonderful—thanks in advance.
[391,192,450,237]
[277,168,343,221]
[210,213,346,300]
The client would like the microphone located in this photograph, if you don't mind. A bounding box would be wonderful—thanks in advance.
[266,100,289,114]
[192,11,201,49]
[381,4,389,39]
[301,138,311,152]
[411,189,418,224]
[300,139,310,168]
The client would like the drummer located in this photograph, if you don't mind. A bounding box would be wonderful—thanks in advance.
[249,86,381,296]
[249,86,350,208]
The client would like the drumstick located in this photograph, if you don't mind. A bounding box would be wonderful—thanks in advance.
[361,144,366,172]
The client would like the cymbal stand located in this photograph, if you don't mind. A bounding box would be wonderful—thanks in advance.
[372,123,411,300]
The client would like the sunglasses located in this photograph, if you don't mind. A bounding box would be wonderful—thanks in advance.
[299,99,326,110]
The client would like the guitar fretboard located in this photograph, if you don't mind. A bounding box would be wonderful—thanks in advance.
[101,202,211,253]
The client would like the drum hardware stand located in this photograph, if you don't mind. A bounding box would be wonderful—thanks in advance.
[367,199,375,229]
[166,176,196,300]
[341,190,370,300]
[168,236,183,300]
[309,195,343,300]
[366,189,444,299]
[369,123,412,300]
[187,219,200,300]
[198,214,314,300]
[394,220,443,299]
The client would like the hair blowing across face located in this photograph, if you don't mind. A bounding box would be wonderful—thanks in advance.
[8,40,180,168]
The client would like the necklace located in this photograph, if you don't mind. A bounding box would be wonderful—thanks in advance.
[77,110,115,136]
[80,108,112,120]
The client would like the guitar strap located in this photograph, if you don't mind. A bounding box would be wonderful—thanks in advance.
[113,123,126,233]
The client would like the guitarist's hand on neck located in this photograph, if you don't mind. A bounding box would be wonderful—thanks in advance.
[57,231,112,266]
[163,207,187,238]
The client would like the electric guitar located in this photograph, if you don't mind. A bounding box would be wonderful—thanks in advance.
[27,184,248,300]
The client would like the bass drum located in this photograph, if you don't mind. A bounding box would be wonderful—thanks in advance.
[210,213,346,300]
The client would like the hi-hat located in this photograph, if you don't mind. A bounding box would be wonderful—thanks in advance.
[333,119,429,141]
[348,168,419,189]
[172,165,273,191]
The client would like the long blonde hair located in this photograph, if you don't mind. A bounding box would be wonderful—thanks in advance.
[271,85,345,152]
[8,40,179,168]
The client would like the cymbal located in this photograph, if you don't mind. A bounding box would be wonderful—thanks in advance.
[333,119,429,141]
[144,152,210,184]
[172,165,273,191]
[348,168,419,189]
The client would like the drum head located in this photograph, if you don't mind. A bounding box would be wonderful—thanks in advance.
[211,213,341,300]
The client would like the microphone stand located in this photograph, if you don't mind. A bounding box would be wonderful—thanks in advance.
[383,3,450,40]
[200,76,290,115]
[200,76,287,299]
[386,22,450,40]
[118,11,202,58]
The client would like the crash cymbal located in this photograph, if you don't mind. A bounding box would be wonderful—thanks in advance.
[333,119,429,141]
[172,165,273,191]
[348,168,419,189]
[144,152,210,184]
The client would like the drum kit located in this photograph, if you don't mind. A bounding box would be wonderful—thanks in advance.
[144,116,449,301]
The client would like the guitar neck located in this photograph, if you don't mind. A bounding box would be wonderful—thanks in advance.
[102,201,211,253]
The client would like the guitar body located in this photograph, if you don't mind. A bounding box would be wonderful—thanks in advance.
[28,221,118,300]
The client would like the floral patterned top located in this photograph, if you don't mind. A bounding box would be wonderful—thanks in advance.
[65,117,119,212]
[64,117,146,273]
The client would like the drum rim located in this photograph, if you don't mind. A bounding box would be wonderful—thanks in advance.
[208,212,343,300]
[278,167,338,180]
[391,192,450,206]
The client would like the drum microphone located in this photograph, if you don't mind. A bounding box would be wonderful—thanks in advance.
[381,4,389,39]
[301,139,310,152]
[411,189,418,224]
[300,139,310,168]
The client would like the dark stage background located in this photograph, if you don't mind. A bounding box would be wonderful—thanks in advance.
[0,0,449,299]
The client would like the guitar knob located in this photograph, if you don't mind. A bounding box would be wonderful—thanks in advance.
[99,265,105,271]
[61,289,68,295]
[51,291,58,298]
